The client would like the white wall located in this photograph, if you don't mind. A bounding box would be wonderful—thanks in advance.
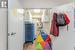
[50,2,75,50]
[0,8,7,50]
[22,0,74,8]
[8,0,23,9]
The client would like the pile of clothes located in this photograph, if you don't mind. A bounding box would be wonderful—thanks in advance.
[36,32,52,50]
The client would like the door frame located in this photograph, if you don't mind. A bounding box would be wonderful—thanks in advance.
[7,6,8,50]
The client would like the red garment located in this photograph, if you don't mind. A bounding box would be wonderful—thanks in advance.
[50,13,59,36]
[40,41,46,48]
[45,35,51,43]
[64,13,70,25]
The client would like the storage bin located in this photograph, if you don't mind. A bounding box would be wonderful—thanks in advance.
[25,23,35,43]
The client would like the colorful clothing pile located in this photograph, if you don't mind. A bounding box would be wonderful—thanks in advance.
[36,32,52,50]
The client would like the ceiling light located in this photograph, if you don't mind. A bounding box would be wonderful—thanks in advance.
[34,9,40,13]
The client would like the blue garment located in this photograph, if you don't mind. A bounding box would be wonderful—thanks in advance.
[41,32,47,41]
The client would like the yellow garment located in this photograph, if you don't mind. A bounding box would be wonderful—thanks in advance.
[36,34,44,42]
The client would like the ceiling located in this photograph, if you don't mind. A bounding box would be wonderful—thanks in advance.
[30,9,44,17]
[18,0,74,8]
[24,9,51,19]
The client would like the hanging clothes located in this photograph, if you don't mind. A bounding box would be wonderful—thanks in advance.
[50,13,59,36]
[50,12,70,36]
[56,13,66,26]
[64,13,70,25]
[64,13,70,31]
[56,13,70,26]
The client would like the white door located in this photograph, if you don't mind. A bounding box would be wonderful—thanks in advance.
[0,8,7,50]
[8,9,24,50]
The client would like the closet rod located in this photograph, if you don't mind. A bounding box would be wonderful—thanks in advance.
[23,8,52,9]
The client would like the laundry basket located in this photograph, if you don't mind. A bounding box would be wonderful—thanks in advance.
[25,22,35,43]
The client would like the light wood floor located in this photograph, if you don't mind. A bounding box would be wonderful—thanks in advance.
[23,40,36,50]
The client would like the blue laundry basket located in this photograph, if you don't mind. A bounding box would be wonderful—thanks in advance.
[25,23,35,43]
